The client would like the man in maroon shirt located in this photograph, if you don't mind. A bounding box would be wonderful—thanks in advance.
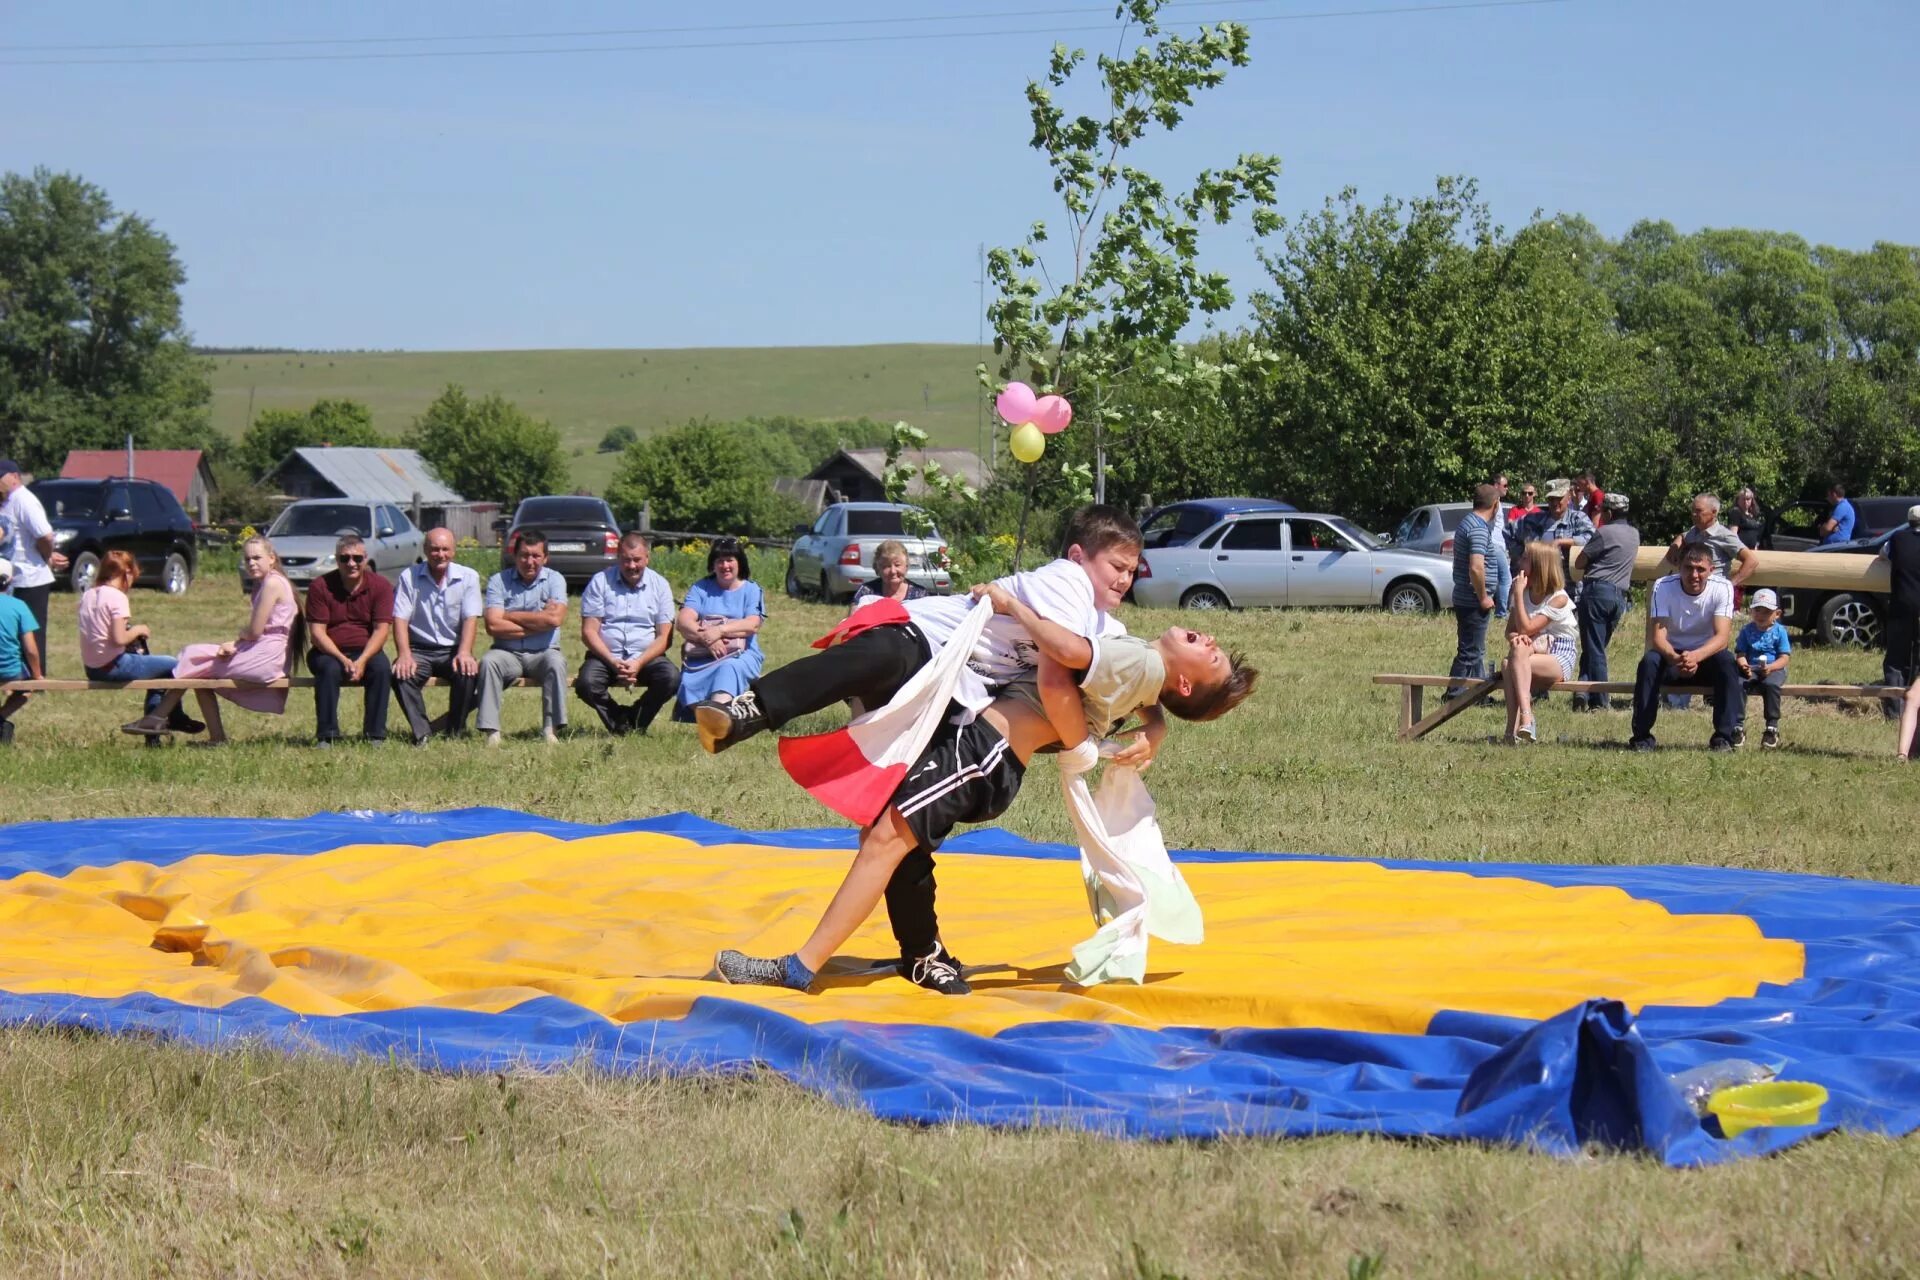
[304,534,396,746]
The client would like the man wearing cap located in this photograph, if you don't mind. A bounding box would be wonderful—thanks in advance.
[1882,504,1920,700]
[1515,479,1596,553]
[1571,492,1639,711]
[0,459,69,673]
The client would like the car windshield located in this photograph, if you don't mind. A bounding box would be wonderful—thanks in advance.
[517,498,610,525]
[29,483,104,520]
[845,508,936,539]
[269,503,372,538]
[1327,517,1383,549]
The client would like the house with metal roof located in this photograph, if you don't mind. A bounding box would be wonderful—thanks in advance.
[268,447,464,505]
[61,449,217,523]
[805,447,987,506]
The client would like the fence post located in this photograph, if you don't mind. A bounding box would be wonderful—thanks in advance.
[640,501,652,534]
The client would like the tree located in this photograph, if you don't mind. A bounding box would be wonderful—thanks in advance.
[408,385,568,505]
[598,424,641,453]
[0,168,214,471]
[604,420,810,537]
[984,0,1282,507]
[239,398,384,478]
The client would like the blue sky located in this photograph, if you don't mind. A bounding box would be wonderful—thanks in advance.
[4,0,1915,350]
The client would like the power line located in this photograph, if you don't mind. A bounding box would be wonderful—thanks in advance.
[0,1,1572,68]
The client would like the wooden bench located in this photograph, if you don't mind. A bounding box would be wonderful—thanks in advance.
[0,676,528,745]
[1373,673,1904,742]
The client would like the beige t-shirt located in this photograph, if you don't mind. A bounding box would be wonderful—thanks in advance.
[1000,633,1167,741]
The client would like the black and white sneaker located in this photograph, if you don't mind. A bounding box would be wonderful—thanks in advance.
[694,691,769,755]
[904,945,972,996]
[1731,725,1747,748]
[713,948,788,987]
[1762,725,1781,750]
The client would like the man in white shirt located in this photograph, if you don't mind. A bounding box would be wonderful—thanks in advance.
[1629,544,1743,752]
[391,528,483,744]
[0,459,69,674]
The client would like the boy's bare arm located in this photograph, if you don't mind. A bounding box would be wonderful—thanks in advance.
[971,583,1094,670]
[1036,654,1089,751]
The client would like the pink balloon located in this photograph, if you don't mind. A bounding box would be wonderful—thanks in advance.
[996,381,1037,425]
[1034,395,1073,434]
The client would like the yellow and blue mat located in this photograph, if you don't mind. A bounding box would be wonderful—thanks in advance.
[2,808,1916,1165]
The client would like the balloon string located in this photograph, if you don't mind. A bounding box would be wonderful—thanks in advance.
[1012,462,1038,572]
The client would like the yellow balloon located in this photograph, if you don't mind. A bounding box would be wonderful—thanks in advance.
[1009,421,1046,463]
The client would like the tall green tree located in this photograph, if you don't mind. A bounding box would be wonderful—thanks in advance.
[239,398,384,478]
[984,0,1281,507]
[0,168,214,471]
[604,420,809,537]
[408,385,568,505]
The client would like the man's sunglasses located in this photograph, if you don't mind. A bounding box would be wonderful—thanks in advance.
[338,554,367,564]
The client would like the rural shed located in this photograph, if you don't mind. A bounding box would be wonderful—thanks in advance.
[807,448,987,505]
[269,447,464,505]
[61,450,216,524]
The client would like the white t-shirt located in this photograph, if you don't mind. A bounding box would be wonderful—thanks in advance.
[1649,574,1734,651]
[2,485,55,589]
[906,558,1110,687]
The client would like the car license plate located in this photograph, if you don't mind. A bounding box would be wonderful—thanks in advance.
[549,542,588,553]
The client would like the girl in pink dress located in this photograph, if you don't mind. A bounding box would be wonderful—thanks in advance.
[124,537,306,736]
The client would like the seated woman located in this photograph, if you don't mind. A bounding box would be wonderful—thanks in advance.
[672,537,766,722]
[123,536,305,739]
[80,550,204,743]
[848,539,928,614]
[1501,540,1577,744]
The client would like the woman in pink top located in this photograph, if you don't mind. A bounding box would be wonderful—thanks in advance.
[123,537,306,737]
[80,550,203,741]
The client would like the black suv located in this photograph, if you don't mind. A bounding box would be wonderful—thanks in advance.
[1761,496,1920,553]
[29,477,198,594]
[1765,529,1893,647]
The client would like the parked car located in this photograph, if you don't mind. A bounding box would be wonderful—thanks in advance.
[1761,496,1920,553]
[1762,529,1894,648]
[1131,509,1451,613]
[1385,501,1474,555]
[30,477,198,594]
[266,499,426,584]
[500,495,623,586]
[786,502,951,602]
[1139,497,1296,549]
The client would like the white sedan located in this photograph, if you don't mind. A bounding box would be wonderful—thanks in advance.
[1131,510,1452,613]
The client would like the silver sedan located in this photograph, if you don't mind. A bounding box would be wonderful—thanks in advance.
[1131,511,1452,613]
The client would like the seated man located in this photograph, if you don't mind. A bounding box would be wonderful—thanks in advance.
[574,532,679,736]
[0,562,43,745]
[1629,544,1742,752]
[303,534,395,746]
[478,531,569,745]
[392,527,484,745]
[713,618,1257,995]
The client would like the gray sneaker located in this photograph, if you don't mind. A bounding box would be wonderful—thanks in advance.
[713,948,789,987]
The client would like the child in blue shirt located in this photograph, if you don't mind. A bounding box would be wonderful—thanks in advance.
[0,563,45,745]
[1734,588,1792,749]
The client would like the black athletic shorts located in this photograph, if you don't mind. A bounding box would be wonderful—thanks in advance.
[891,715,1026,855]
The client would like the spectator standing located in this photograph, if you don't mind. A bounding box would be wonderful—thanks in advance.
[304,534,395,746]
[849,539,929,612]
[0,459,69,672]
[1445,484,1511,700]
[1573,472,1607,525]
[1667,494,1757,586]
[1818,483,1858,545]
[1881,504,1920,700]
[1516,480,1597,555]
[392,528,484,746]
[1733,589,1791,750]
[479,530,570,744]
[1570,493,1639,711]
[0,562,42,745]
[1628,545,1742,752]
[1492,472,1512,523]
[80,550,203,742]
[673,537,767,722]
[1729,488,1765,550]
[575,532,680,736]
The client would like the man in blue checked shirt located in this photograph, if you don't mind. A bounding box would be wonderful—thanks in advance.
[478,531,569,744]
[574,532,680,736]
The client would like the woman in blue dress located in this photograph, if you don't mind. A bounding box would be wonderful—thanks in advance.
[673,537,767,722]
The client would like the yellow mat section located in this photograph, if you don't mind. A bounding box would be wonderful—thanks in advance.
[0,831,1803,1037]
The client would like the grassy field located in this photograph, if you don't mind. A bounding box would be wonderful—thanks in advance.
[2,574,1918,1277]
[208,344,996,491]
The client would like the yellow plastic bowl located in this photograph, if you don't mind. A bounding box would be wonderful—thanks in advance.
[1708,1081,1829,1137]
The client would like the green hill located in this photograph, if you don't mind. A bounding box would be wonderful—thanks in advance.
[208,345,996,492]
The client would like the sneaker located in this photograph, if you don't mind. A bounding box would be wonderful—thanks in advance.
[541,726,560,744]
[695,691,768,755]
[166,709,207,735]
[483,730,502,747]
[0,719,13,746]
[1629,736,1657,753]
[1732,725,1746,748]
[1514,719,1537,744]
[905,945,972,995]
[1762,725,1781,750]
[1709,735,1735,753]
[120,714,168,737]
[713,949,807,989]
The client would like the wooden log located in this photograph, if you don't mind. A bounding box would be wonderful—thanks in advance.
[1571,546,1891,592]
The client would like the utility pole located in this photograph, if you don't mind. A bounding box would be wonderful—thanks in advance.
[975,242,987,466]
